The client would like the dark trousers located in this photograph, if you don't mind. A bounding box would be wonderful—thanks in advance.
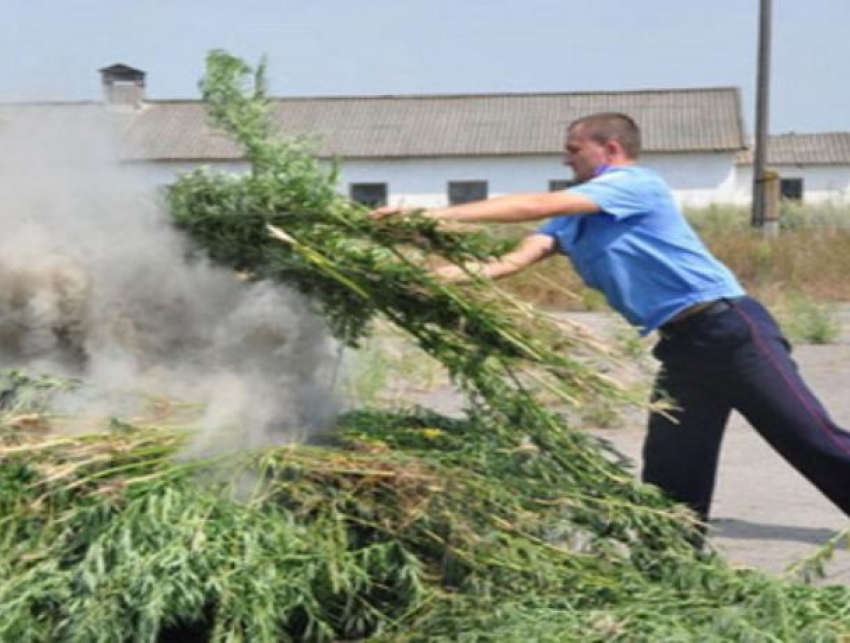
[642,296,850,523]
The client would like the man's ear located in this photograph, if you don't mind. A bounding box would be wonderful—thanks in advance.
[605,139,625,158]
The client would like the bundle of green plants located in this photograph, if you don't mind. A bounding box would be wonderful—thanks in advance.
[168,53,629,412]
[3,374,850,642]
[167,48,704,561]
[4,50,850,642]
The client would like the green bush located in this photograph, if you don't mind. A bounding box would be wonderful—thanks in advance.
[774,292,842,345]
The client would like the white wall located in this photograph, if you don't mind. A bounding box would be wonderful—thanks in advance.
[641,153,740,207]
[339,152,741,208]
[339,156,567,207]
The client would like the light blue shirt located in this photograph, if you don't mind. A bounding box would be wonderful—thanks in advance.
[536,166,745,334]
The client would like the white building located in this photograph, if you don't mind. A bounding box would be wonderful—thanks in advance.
[89,65,744,208]
[2,64,847,208]
[735,132,850,204]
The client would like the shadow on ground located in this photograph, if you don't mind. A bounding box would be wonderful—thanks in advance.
[712,518,839,544]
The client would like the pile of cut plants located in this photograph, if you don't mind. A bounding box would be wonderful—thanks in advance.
[2,51,850,642]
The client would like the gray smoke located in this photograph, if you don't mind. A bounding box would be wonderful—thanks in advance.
[0,105,341,450]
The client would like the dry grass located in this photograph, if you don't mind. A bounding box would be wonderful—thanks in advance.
[707,227,850,302]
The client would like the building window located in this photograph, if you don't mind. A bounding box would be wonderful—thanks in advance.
[350,183,387,207]
[780,178,803,201]
[448,181,488,205]
[549,179,579,191]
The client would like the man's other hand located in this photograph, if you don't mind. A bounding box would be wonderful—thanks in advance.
[432,264,472,284]
[369,205,417,220]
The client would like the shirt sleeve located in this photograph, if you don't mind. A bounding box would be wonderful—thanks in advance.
[536,216,565,237]
[567,170,652,220]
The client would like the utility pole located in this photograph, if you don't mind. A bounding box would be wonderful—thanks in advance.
[751,0,773,230]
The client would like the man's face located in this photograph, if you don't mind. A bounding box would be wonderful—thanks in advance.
[563,126,609,183]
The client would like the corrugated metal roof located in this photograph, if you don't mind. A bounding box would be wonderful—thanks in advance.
[738,132,850,165]
[121,87,746,161]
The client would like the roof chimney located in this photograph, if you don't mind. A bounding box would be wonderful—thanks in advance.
[99,64,146,109]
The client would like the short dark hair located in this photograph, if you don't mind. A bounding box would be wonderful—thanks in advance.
[568,112,641,159]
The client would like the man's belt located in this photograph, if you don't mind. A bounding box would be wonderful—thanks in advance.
[662,297,742,331]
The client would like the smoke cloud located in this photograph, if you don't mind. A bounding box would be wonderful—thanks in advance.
[0,105,341,450]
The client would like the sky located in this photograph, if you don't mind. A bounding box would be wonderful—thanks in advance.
[1,0,847,135]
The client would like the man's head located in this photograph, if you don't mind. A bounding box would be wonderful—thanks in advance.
[563,112,641,183]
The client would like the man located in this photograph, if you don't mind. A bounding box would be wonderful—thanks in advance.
[371,112,850,524]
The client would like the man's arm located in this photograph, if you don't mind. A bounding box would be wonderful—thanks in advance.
[434,233,557,284]
[371,191,600,223]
